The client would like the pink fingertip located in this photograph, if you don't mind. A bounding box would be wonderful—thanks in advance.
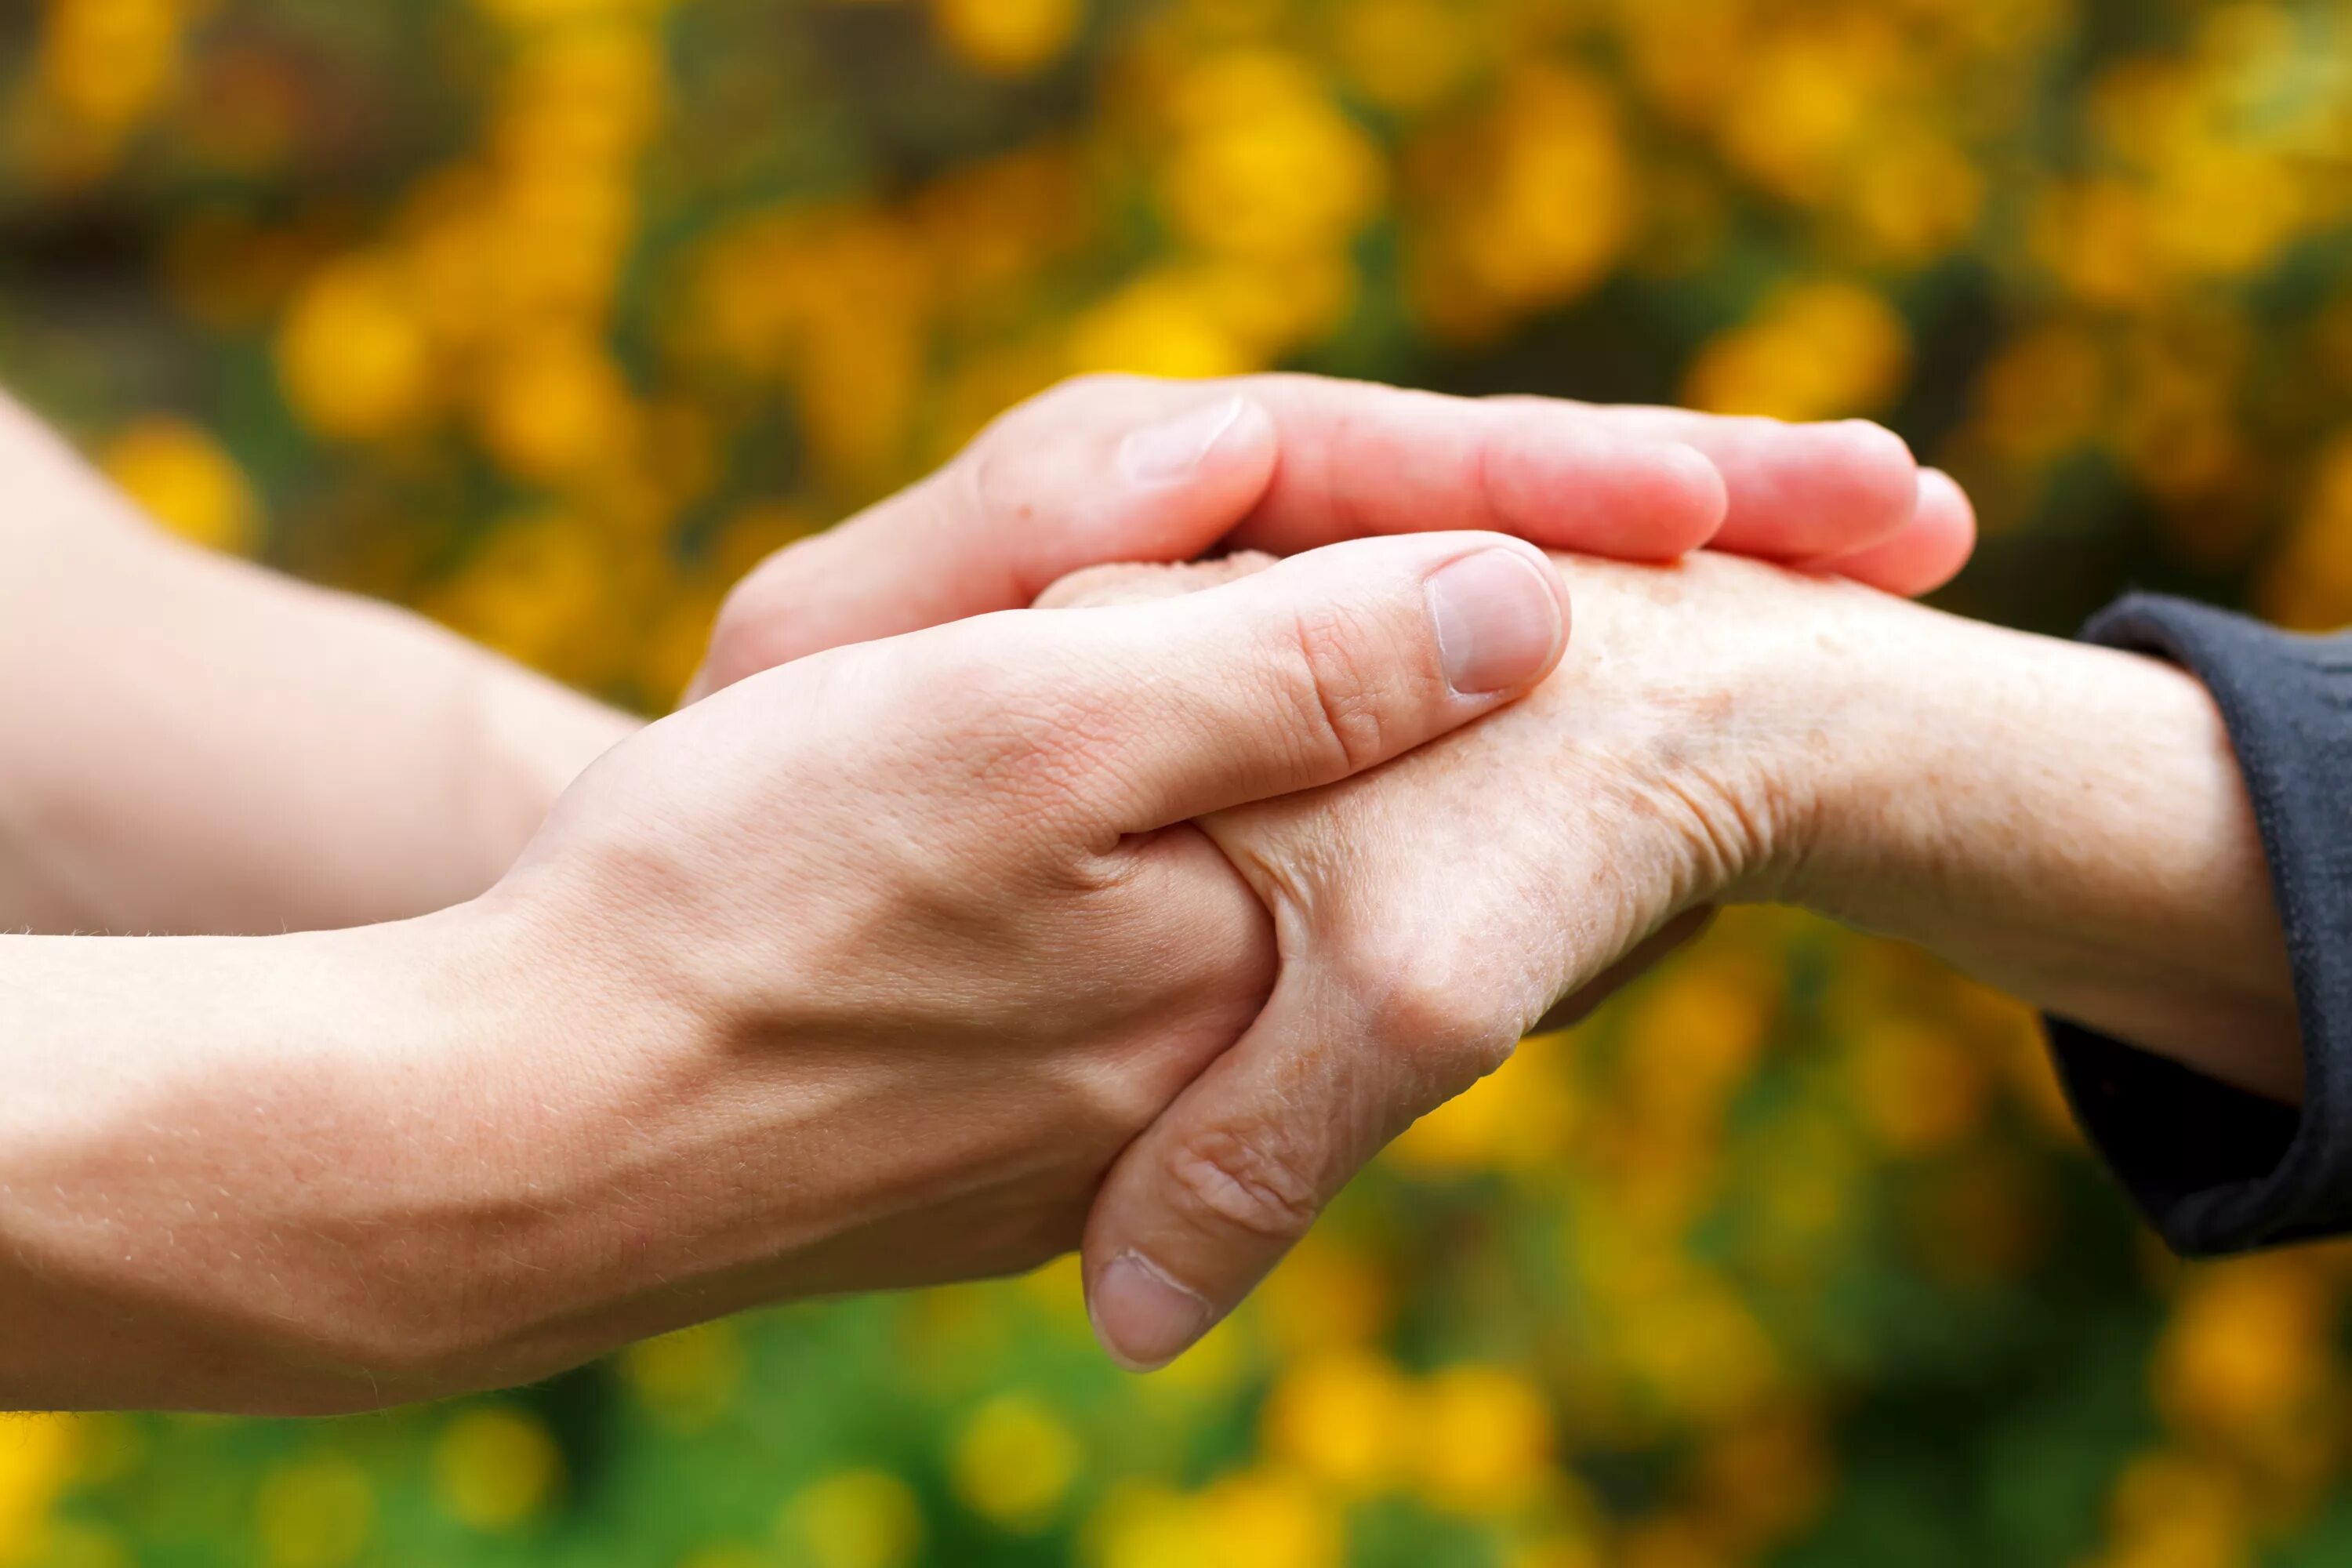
[1811,469,1979,597]
[1646,439,1733,557]
[1708,418,1920,559]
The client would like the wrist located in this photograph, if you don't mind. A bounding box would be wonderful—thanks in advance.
[1784,605,2300,1098]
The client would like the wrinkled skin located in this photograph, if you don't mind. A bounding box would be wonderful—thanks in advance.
[1040,551,1917,1367]
[365,533,1568,1395]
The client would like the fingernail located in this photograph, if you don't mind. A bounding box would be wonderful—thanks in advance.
[1425,548,1566,696]
[1120,397,1250,486]
[1089,1252,1214,1372]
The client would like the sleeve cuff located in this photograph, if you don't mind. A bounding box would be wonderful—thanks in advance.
[2044,594,2352,1257]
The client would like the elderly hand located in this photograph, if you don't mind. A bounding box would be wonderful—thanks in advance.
[688,372,1974,699]
[0,528,1577,1414]
[1048,552,2296,1370]
[403,532,1570,1397]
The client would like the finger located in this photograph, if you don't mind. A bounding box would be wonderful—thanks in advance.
[689,380,1283,696]
[1082,943,1523,1371]
[1530,906,1717,1036]
[697,376,1733,698]
[1806,469,1978,597]
[1484,398,1924,563]
[1033,552,1279,610]
[1219,376,1729,561]
[989,532,1569,833]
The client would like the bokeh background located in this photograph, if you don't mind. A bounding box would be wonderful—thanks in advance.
[5,0,2352,1564]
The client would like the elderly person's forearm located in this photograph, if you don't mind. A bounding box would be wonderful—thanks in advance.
[1784,604,2298,1098]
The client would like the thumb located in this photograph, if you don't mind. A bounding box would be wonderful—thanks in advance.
[1080,948,1521,1371]
[689,381,1278,698]
[1004,532,1568,835]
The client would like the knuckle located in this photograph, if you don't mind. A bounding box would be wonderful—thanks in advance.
[1343,938,1521,1091]
[1279,601,1400,775]
[1163,1123,1324,1245]
[957,435,1047,533]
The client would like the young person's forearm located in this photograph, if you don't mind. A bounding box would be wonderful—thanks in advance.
[0,399,638,935]
[0,919,504,1412]
[1791,608,2301,1100]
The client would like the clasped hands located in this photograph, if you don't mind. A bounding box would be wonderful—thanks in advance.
[419,372,1993,1395]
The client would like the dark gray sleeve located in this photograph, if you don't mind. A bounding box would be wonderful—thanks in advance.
[2046,595,2352,1256]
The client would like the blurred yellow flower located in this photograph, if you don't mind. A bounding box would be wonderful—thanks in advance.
[252,1457,374,1568]
[1254,1235,1394,1356]
[1842,1019,1991,1157]
[2154,1258,2337,1440]
[277,255,439,441]
[1715,16,1920,209]
[782,1469,924,1568]
[423,511,625,684]
[1610,1277,1783,1428]
[1086,1482,1202,1568]
[2031,180,2165,311]
[2098,1449,2250,1568]
[1334,0,1479,112]
[1408,65,1632,341]
[1390,1038,1576,1174]
[1195,1469,1342,1568]
[2261,433,2352,630]
[1412,1365,1557,1515]
[1142,1311,1254,1400]
[1846,132,1984,264]
[475,329,641,487]
[1086,1471,1338,1568]
[931,0,1083,76]
[1617,959,1777,1131]
[1259,1352,1414,1492]
[498,24,667,162]
[1684,281,1911,422]
[1970,324,2111,466]
[1159,52,1386,260]
[430,1407,563,1530]
[102,416,261,555]
[949,1394,1083,1531]
[0,1417,76,1566]
[474,0,670,31]
[35,0,182,140]
[1069,272,1260,379]
[619,1321,746,1431]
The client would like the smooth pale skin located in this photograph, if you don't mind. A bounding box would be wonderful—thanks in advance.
[2,530,1576,1412]
[1042,552,2299,1372]
[0,372,1962,1414]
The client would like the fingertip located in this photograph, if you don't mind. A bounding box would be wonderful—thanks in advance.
[1831,417,1918,463]
[1815,419,1923,533]
[1915,466,1977,547]
[1711,417,1919,559]
[1426,543,1570,696]
[1809,469,1979,597]
[1087,1249,1214,1374]
[1652,439,1733,557]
